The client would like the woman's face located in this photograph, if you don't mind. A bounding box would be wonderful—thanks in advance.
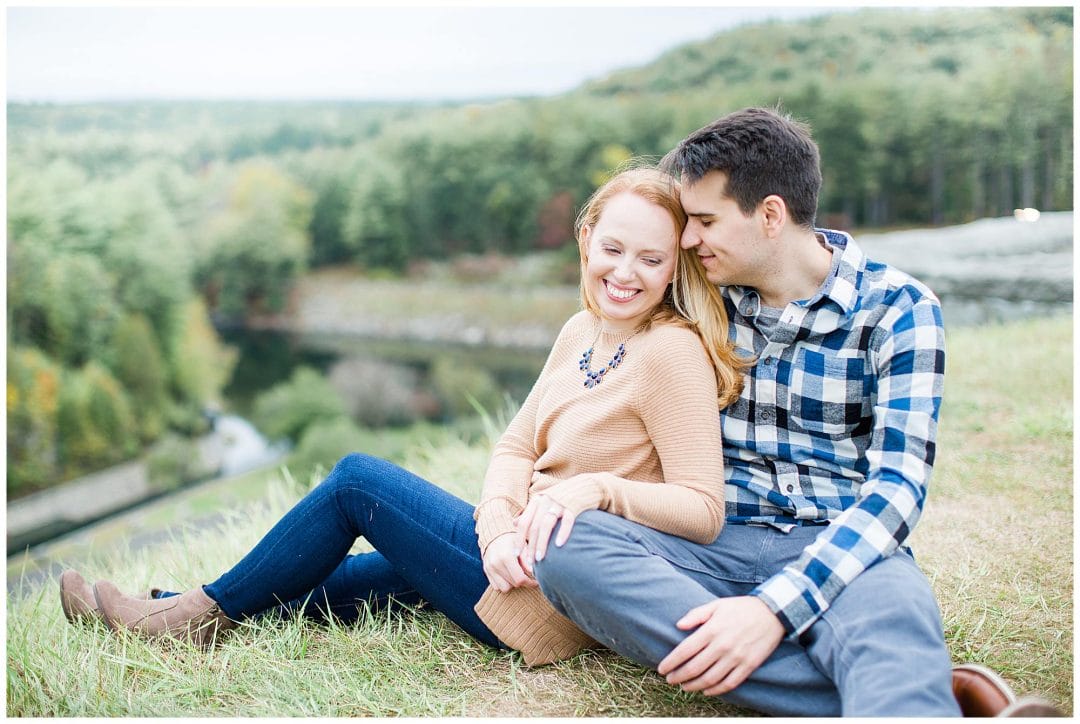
[582,191,678,333]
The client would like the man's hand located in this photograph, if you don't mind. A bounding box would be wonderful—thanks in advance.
[481,532,537,592]
[515,494,578,574]
[658,596,785,696]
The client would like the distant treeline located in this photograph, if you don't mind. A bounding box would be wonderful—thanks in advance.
[6,6,1072,494]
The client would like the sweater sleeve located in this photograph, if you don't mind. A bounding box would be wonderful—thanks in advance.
[541,325,726,544]
[474,313,585,553]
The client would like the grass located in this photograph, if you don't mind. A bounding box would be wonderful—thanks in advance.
[7,315,1072,716]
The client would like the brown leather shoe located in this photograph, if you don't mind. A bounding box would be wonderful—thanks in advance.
[999,697,1065,717]
[95,580,235,648]
[953,663,1017,716]
[59,569,164,625]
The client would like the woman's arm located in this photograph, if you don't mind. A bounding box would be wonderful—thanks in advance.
[473,313,588,554]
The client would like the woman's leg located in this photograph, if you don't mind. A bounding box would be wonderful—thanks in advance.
[203,453,501,647]
[272,551,423,624]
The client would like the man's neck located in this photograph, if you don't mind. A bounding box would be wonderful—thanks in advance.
[755,230,834,309]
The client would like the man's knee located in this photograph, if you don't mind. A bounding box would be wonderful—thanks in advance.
[817,551,947,650]
[534,510,624,597]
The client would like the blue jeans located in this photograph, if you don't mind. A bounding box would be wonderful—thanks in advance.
[201,453,503,649]
[535,511,960,717]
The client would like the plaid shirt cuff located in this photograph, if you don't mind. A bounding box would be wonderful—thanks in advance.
[752,568,825,636]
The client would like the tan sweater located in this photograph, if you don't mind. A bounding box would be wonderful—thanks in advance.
[473,310,726,666]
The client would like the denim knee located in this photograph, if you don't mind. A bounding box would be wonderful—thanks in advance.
[534,510,614,601]
[319,452,384,492]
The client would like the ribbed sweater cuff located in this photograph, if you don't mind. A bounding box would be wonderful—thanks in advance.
[475,498,519,553]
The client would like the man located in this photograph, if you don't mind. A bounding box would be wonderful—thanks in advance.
[532,108,1030,716]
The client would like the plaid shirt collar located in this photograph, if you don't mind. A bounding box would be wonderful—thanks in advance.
[726,229,864,319]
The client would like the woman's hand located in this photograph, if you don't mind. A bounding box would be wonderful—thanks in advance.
[482,532,537,592]
[515,494,578,575]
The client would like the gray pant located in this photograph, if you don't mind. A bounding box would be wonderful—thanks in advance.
[534,510,960,717]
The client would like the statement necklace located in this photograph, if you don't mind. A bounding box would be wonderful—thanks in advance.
[578,323,646,389]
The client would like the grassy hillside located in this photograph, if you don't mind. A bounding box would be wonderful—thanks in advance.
[7,315,1072,715]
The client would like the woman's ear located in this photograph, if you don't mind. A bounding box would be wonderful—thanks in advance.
[579,225,592,260]
[760,195,787,238]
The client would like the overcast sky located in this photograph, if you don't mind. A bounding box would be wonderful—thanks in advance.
[7,6,844,103]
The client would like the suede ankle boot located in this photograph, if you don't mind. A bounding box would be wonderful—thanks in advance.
[59,569,161,625]
[94,580,235,648]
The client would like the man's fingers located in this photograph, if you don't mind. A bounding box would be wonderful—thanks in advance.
[657,628,710,676]
[676,600,720,629]
[701,663,752,697]
[676,653,735,692]
[664,635,723,685]
[554,510,576,547]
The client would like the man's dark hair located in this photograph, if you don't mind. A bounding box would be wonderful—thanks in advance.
[661,107,822,229]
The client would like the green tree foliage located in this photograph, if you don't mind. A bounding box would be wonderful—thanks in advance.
[200,162,313,315]
[56,362,138,477]
[40,254,119,367]
[7,153,235,491]
[251,366,346,442]
[108,313,170,441]
[169,297,238,415]
[7,348,63,495]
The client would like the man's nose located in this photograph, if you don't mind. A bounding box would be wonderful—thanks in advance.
[680,226,700,249]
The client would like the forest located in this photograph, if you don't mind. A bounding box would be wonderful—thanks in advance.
[6,6,1073,495]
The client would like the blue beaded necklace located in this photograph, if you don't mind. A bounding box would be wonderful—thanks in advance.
[578,324,645,389]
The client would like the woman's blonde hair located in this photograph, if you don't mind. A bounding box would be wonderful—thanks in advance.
[574,164,747,407]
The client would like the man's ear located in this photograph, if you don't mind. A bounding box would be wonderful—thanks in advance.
[760,195,787,238]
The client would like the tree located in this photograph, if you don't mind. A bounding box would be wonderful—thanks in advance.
[109,313,170,441]
[7,348,62,495]
[56,362,138,476]
[200,162,313,316]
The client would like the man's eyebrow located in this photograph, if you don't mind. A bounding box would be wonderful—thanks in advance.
[686,212,714,218]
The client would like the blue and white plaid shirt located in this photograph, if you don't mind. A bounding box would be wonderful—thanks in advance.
[721,229,946,636]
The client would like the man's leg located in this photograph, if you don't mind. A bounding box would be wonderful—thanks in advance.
[802,546,961,716]
[534,511,840,717]
[536,511,959,717]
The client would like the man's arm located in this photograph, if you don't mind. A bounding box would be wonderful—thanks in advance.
[661,295,945,693]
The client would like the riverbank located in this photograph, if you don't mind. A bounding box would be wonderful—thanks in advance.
[251,212,1072,344]
[7,416,286,553]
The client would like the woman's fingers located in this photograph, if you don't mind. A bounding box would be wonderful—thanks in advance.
[553,508,577,547]
[533,510,559,561]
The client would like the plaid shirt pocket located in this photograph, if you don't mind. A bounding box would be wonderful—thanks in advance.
[788,348,868,437]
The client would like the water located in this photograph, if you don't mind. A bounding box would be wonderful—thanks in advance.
[219,329,548,427]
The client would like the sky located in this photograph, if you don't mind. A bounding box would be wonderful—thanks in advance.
[6,5,845,103]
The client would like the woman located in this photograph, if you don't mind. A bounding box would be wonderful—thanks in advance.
[60,166,745,667]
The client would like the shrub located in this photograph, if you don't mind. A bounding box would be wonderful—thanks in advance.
[251,366,345,442]
[146,434,208,493]
[326,355,433,428]
[429,356,503,421]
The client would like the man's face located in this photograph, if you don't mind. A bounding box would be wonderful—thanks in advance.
[679,171,769,288]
